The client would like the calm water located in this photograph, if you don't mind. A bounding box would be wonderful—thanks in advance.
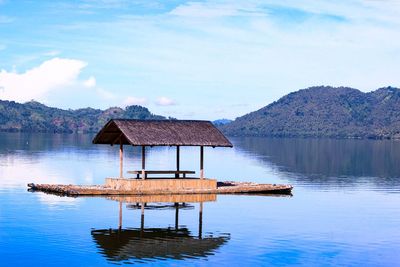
[1,133,400,266]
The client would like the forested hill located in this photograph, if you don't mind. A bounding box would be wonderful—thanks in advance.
[221,86,400,139]
[0,100,169,133]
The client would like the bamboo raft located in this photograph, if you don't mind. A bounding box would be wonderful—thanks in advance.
[27,181,293,196]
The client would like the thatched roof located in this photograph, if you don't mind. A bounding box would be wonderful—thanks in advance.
[92,119,233,147]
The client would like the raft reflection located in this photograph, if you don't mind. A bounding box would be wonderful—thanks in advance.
[92,194,230,263]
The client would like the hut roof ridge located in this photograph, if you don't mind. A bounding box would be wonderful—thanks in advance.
[111,118,213,123]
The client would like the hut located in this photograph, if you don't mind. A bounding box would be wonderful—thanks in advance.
[92,119,233,192]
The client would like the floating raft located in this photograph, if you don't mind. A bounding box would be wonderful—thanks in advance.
[27,181,293,196]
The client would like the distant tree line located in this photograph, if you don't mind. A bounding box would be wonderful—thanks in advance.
[0,100,171,133]
[4,85,400,138]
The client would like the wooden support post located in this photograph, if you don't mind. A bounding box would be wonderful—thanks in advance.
[176,146,180,178]
[200,146,204,179]
[140,202,145,237]
[175,202,179,230]
[141,146,146,180]
[118,201,122,230]
[119,140,123,178]
[198,202,203,239]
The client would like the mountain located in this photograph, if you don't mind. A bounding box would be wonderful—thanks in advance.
[0,100,170,133]
[213,119,233,126]
[221,86,400,139]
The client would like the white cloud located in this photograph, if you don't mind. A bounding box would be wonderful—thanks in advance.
[155,96,176,106]
[36,193,81,209]
[43,50,61,57]
[123,96,147,106]
[0,57,94,103]
[83,75,96,88]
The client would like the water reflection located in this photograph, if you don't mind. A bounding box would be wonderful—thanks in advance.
[233,137,400,188]
[0,132,95,154]
[92,194,229,263]
[92,228,229,262]
[2,133,400,266]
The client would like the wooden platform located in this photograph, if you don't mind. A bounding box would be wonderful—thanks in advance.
[27,180,293,196]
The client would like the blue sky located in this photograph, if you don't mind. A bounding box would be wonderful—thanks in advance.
[0,0,399,120]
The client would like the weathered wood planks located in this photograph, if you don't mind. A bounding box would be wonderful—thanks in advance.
[27,180,292,196]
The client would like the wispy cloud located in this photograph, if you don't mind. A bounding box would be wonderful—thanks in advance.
[43,50,61,57]
[83,76,96,88]
[123,96,147,106]
[155,96,176,106]
[170,2,243,18]
[0,15,14,24]
[96,88,115,100]
[78,0,129,9]
[1,0,399,118]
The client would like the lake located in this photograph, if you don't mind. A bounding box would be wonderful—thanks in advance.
[1,133,400,266]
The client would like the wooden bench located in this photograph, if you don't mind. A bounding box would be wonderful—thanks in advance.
[127,170,195,179]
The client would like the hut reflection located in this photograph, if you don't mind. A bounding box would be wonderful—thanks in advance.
[92,194,230,263]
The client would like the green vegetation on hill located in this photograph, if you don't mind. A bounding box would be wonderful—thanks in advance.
[221,86,400,139]
[4,85,400,138]
[0,100,169,133]
[212,119,233,126]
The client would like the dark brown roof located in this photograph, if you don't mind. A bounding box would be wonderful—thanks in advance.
[92,119,233,147]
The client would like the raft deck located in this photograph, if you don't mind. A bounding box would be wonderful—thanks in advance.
[27,181,293,196]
